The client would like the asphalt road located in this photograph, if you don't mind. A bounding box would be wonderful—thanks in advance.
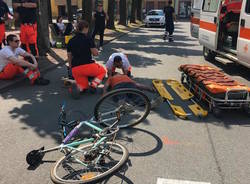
[0,21,249,184]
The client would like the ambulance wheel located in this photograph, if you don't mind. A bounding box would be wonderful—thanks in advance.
[181,73,185,84]
[243,104,250,117]
[203,47,216,61]
[212,107,221,118]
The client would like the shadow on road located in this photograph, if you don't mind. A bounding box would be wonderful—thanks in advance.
[117,127,163,157]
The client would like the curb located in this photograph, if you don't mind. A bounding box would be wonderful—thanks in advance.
[0,25,141,93]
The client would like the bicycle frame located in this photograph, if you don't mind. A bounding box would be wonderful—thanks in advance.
[58,101,124,139]
[41,120,108,155]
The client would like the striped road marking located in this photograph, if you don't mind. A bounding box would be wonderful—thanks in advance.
[157,178,211,184]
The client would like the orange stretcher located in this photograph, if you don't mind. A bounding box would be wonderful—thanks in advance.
[179,64,250,116]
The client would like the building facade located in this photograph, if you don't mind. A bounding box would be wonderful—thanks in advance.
[4,0,12,7]
[143,0,191,18]
[143,0,172,12]
[4,0,191,19]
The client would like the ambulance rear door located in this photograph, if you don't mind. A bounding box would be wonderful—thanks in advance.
[190,0,202,38]
[199,0,221,50]
[237,0,250,68]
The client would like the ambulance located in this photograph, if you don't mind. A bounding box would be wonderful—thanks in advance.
[191,0,250,69]
[190,0,202,38]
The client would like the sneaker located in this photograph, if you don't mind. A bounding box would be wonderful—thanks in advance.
[69,83,81,99]
[34,77,50,85]
[168,38,174,42]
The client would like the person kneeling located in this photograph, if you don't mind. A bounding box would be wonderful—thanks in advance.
[67,20,106,97]
[106,52,132,78]
[0,34,49,85]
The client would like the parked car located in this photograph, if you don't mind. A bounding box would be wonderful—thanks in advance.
[144,9,165,27]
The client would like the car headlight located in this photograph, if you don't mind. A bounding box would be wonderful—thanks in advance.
[160,17,165,21]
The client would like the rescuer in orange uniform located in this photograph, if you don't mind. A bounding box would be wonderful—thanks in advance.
[13,0,38,56]
[67,20,106,96]
[0,34,49,85]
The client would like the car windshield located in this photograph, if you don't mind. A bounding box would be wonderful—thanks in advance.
[148,10,164,16]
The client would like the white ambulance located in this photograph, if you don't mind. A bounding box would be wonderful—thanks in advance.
[191,0,250,69]
[190,0,202,38]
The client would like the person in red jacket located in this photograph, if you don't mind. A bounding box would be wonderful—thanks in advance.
[0,0,10,49]
[103,73,154,94]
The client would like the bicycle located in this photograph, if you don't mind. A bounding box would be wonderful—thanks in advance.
[59,88,152,139]
[26,88,151,184]
[27,114,128,184]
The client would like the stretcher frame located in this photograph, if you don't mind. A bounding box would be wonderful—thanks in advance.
[181,73,250,114]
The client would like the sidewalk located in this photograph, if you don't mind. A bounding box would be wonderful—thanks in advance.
[0,21,143,92]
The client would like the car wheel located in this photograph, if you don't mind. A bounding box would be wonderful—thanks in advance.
[203,47,216,61]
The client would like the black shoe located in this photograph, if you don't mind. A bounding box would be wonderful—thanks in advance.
[69,83,81,99]
[34,77,50,85]
[89,86,97,94]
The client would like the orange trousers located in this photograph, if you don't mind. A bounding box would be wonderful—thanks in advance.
[0,63,40,84]
[20,23,38,56]
[72,63,106,90]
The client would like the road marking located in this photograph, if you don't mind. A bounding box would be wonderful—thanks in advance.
[162,136,179,145]
[157,178,211,184]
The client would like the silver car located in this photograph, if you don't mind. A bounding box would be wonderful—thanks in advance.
[144,9,165,27]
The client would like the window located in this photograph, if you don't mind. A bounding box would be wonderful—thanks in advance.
[246,0,250,13]
[203,0,219,12]
[192,0,202,10]
[158,2,166,10]
[71,6,77,15]
[58,5,66,17]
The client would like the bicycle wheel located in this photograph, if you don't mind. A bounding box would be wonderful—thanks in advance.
[94,88,151,128]
[50,142,128,184]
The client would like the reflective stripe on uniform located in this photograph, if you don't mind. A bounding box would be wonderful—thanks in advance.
[93,78,102,84]
[28,73,34,79]
[23,69,30,75]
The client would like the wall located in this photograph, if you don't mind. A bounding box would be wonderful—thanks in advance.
[143,0,175,12]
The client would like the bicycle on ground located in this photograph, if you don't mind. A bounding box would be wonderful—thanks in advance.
[26,88,151,184]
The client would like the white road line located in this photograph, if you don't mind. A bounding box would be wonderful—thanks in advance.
[157,178,211,184]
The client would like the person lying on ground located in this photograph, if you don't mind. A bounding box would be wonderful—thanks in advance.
[0,34,50,85]
[67,20,106,95]
[103,73,154,94]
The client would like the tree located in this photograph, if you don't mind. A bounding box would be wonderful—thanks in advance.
[137,0,143,21]
[119,0,127,26]
[106,0,115,29]
[48,0,52,24]
[130,0,137,23]
[82,0,93,26]
[37,0,50,56]
[66,0,73,22]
